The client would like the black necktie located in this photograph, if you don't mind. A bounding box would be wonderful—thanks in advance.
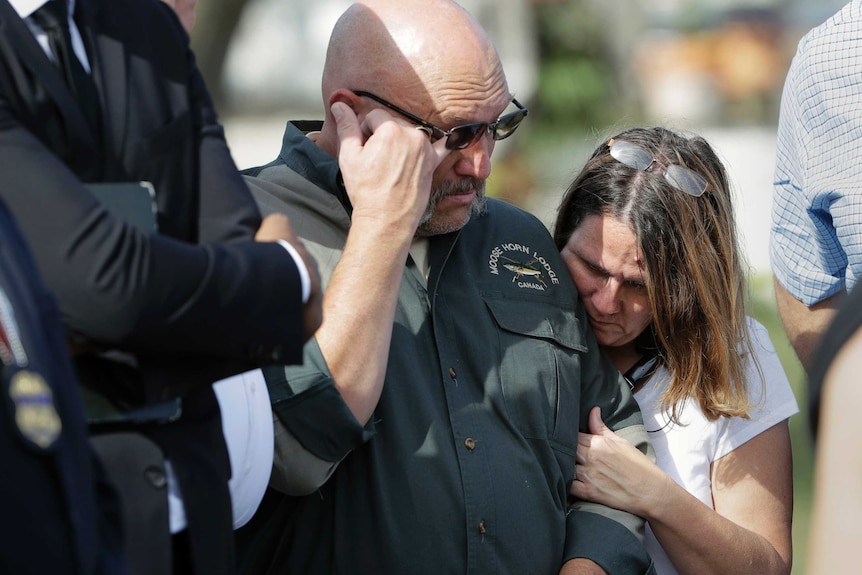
[31,0,101,135]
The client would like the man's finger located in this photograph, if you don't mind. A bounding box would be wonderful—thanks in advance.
[430,132,451,167]
[332,101,363,152]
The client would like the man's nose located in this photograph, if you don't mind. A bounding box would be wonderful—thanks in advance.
[452,134,493,181]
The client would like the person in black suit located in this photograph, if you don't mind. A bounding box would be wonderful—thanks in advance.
[0,0,321,573]
[0,196,127,574]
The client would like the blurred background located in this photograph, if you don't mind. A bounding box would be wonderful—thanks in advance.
[190,1,848,571]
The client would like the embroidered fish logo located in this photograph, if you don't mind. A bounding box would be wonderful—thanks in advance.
[502,256,547,287]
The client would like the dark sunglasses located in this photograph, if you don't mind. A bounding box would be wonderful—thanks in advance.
[608,138,709,197]
[353,90,528,150]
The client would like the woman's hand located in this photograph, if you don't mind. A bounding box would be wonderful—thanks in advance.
[570,406,672,519]
[573,406,793,575]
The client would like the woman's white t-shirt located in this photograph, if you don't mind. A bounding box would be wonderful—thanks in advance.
[633,318,799,575]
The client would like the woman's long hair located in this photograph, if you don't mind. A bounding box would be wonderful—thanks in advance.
[553,126,754,421]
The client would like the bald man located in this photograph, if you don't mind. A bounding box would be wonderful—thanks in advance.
[235,2,655,574]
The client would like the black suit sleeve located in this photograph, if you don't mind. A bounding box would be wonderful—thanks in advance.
[0,106,304,364]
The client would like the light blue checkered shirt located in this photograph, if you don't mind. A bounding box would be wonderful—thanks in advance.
[772,0,862,305]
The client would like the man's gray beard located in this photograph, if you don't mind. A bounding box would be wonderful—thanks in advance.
[416,178,487,236]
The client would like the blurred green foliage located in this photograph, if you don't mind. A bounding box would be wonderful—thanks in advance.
[538,58,616,132]
[532,2,637,134]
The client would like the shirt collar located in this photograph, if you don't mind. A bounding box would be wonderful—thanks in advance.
[278,120,350,209]
[9,0,75,19]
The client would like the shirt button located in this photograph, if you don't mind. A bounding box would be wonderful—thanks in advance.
[448,367,457,380]
[464,438,476,451]
[478,520,486,535]
[270,346,282,362]
[144,465,167,489]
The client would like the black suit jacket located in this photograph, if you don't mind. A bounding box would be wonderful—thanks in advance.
[0,1,306,572]
[0,196,126,575]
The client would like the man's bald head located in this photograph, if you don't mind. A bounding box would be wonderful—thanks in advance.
[321,0,505,114]
[317,0,515,236]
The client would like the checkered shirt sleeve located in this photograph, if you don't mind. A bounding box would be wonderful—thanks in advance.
[771,0,862,305]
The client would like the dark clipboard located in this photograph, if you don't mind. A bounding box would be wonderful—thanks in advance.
[86,181,158,232]
[79,182,170,430]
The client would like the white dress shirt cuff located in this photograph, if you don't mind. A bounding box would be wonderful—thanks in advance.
[276,239,310,303]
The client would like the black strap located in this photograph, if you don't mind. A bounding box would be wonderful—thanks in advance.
[623,351,660,391]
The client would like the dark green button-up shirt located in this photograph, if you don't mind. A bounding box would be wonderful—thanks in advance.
[236,122,654,575]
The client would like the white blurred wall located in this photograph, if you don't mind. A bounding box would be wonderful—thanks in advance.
[222,0,538,115]
[221,0,849,277]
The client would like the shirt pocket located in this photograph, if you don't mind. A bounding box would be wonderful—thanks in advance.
[481,292,586,446]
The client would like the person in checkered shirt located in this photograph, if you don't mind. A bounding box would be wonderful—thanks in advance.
[771,0,862,370]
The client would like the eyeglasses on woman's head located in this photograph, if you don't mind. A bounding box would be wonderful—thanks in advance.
[608,138,709,197]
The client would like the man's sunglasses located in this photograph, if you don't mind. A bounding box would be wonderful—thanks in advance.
[353,90,528,150]
[608,138,709,197]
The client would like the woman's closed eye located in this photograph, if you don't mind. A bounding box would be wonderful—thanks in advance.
[583,259,645,290]
[624,278,647,291]
[583,259,609,278]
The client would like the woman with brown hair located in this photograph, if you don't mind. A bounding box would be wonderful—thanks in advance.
[554,126,798,575]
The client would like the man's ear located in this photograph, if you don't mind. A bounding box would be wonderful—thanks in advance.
[319,89,366,155]
[329,89,363,116]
